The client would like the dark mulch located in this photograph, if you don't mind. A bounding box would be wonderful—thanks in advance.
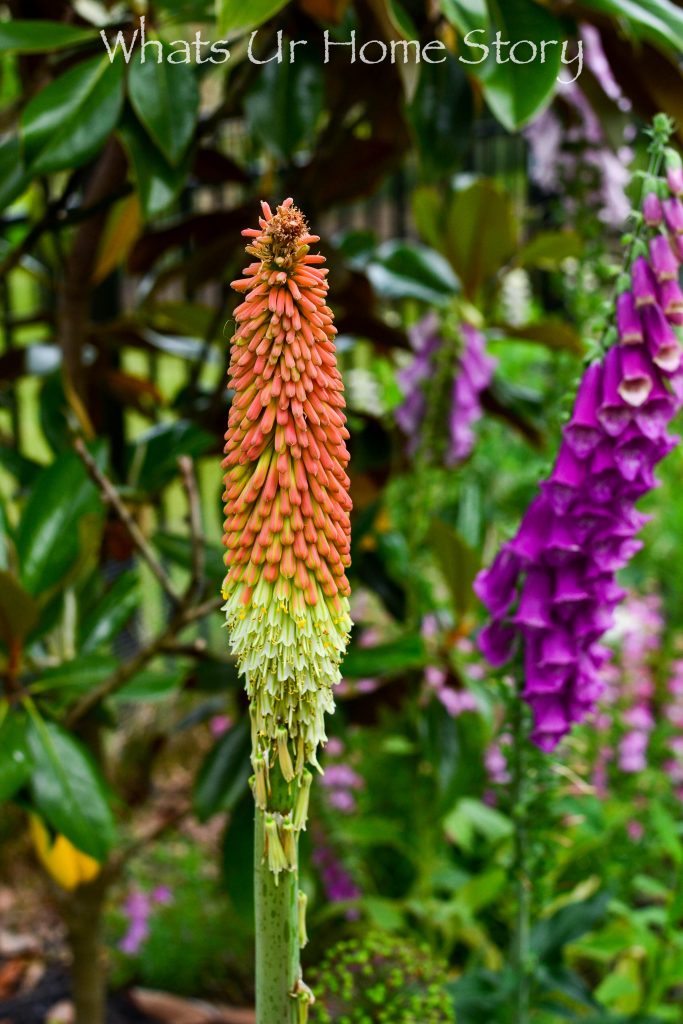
[0,966,155,1024]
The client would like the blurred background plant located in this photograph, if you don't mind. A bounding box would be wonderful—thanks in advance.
[1,0,683,1022]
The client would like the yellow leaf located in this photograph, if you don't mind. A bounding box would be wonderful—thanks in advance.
[30,815,101,891]
[93,193,141,285]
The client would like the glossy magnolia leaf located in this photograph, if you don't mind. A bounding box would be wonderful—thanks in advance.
[407,54,473,180]
[21,54,124,175]
[244,55,324,161]
[218,0,289,35]
[0,19,95,53]
[128,47,198,166]
[16,451,103,597]
[497,319,583,354]
[0,715,33,804]
[467,0,564,131]
[444,179,518,299]
[221,793,255,922]
[439,0,488,35]
[368,241,460,305]
[154,531,224,587]
[93,194,142,284]
[117,109,190,219]
[194,719,251,821]
[0,136,29,212]
[581,0,683,54]
[79,571,139,655]
[27,717,115,861]
[125,420,213,494]
[342,633,426,678]
[113,663,185,702]
[516,230,583,269]
[428,519,480,617]
[0,571,39,646]
[29,655,117,696]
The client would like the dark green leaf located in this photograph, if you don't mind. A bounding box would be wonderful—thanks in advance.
[0,714,32,803]
[468,0,565,131]
[0,136,29,211]
[496,319,583,354]
[342,633,427,678]
[428,519,480,617]
[516,230,583,269]
[439,0,488,35]
[114,664,186,701]
[154,531,224,587]
[221,793,255,923]
[0,20,95,53]
[531,892,610,961]
[368,241,460,305]
[125,420,213,494]
[128,47,198,166]
[407,54,473,180]
[16,451,103,597]
[79,571,140,655]
[0,571,39,646]
[21,54,125,174]
[194,719,250,821]
[244,55,324,161]
[118,108,189,218]
[444,179,518,298]
[579,0,683,54]
[194,721,250,821]
[27,716,115,861]
[29,655,117,695]
[218,0,289,35]
[0,446,42,489]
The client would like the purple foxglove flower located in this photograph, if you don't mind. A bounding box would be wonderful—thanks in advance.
[510,497,553,562]
[570,502,615,543]
[473,543,522,617]
[663,196,683,235]
[618,344,655,407]
[587,444,622,503]
[649,235,679,281]
[643,190,663,227]
[513,568,554,629]
[616,291,643,345]
[461,324,497,390]
[672,234,683,263]
[544,516,581,566]
[635,375,676,439]
[542,443,586,513]
[528,695,568,736]
[659,278,683,325]
[538,629,575,667]
[631,256,658,307]
[666,149,683,196]
[553,563,591,606]
[563,362,603,457]
[599,345,632,435]
[641,304,681,372]
[478,619,517,667]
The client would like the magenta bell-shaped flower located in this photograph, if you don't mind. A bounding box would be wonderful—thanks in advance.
[542,443,586,513]
[473,544,522,618]
[659,279,683,324]
[618,345,655,407]
[663,196,683,235]
[642,304,682,372]
[478,619,517,667]
[649,235,679,282]
[643,190,663,227]
[599,346,632,435]
[563,362,603,457]
[632,256,658,307]
[616,292,643,344]
[513,568,554,629]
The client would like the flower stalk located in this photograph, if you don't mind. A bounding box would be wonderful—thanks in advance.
[223,199,351,1023]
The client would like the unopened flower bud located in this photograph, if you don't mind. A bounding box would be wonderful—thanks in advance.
[265,816,289,880]
[297,890,308,948]
[293,770,312,832]
[277,727,295,783]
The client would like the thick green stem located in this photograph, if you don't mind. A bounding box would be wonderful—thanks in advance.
[511,694,530,1024]
[63,874,109,1024]
[254,769,301,1024]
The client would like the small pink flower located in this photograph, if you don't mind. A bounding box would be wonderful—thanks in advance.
[210,715,232,738]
